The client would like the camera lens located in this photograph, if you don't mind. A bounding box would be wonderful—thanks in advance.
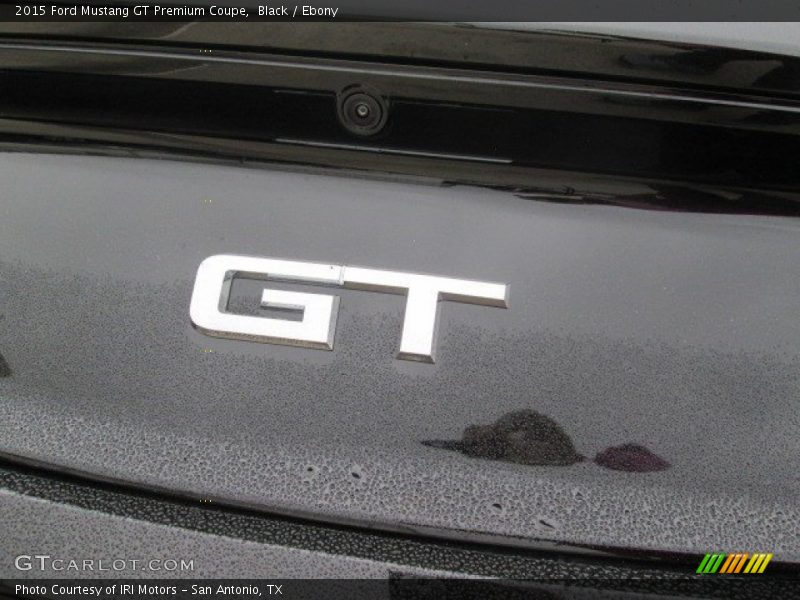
[337,88,388,136]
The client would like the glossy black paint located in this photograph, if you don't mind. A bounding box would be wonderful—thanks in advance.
[2,23,800,96]
[3,459,799,588]
[1,149,798,562]
[0,24,799,571]
[0,34,797,210]
[1,65,797,195]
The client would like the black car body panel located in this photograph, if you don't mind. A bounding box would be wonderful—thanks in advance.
[0,22,798,578]
[1,148,798,560]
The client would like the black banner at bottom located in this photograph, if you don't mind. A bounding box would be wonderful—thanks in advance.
[3,577,800,600]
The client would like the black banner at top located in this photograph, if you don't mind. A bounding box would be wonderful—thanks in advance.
[5,0,800,21]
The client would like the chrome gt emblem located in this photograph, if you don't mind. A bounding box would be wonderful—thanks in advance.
[190,255,508,363]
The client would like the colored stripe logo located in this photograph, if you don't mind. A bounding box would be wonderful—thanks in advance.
[697,553,773,574]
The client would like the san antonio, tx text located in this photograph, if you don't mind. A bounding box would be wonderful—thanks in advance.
[16,584,281,597]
